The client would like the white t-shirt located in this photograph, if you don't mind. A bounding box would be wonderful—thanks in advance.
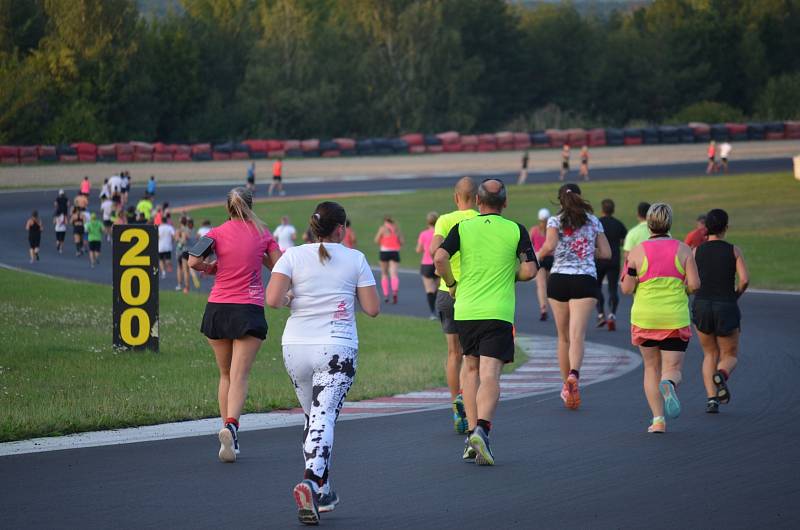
[720,143,732,158]
[54,214,67,232]
[100,183,110,199]
[83,210,91,225]
[108,175,123,193]
[273,243,376,348]
[158,223,175,253]
[100,199,114,221]
[197,226,212,238]
[273,223,297,251]
[547,213,604,277]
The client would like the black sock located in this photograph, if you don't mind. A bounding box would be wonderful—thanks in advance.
[477,419,491,433]
[569,369,580,379]
[426,292,436,313]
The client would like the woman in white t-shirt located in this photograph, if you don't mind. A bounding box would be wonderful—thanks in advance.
[266,201,380,525]
[537,183,610,410]
[53,212,68,254]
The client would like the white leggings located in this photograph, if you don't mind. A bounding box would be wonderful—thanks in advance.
[283,344,357,488]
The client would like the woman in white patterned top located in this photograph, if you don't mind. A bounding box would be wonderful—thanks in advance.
[537,183,611,410]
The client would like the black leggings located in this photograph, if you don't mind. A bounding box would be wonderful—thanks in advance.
[596,261,620,315]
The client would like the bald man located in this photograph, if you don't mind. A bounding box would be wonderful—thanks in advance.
[429,176,478,434]
[434,179,538,465]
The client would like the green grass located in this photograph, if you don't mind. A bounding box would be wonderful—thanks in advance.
[0,269,523,442]
[191,171,800,290]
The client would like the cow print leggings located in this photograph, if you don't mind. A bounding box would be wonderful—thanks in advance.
[283,344,357,493]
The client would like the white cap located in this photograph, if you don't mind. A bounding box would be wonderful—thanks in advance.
[538,208,551,221]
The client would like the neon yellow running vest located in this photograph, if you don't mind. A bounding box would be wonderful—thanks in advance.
[630,239,690,329]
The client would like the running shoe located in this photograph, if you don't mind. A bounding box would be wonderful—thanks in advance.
[596,314,607,328]
[429,313,437,321]
[468,426,495,466]
[317,490,339,513]
[648,416,666,433]
[560,382,570,405]
[452,394,468,434]
[392,293,398,304]
[607,315,616,332]
[293,480,320,525]
[713,371,730,404]
[218,424,237,463]
[539,311,548,321]
[175,284,182,291]
[706,398,720,414]
[659,380,681,419]
[462,437,477,461]
[565,373,581,410]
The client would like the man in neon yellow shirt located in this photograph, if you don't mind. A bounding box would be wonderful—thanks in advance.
[623,201,650,261]
[434,179,538,465]
[136,194,154,222]
[429,176,477,434]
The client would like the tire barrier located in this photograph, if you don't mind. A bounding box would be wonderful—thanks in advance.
[2,120,797,165]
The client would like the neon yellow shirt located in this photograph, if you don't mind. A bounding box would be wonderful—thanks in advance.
[434,208,477,292]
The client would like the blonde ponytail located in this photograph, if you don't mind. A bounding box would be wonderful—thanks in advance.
[227,187,265,234]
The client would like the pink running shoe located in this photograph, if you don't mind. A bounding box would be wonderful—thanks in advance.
[566,374,581,409]
[560,382,570,405]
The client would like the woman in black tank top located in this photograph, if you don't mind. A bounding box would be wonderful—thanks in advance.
[691,209,749,413]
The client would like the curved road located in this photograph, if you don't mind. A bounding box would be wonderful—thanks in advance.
[1,159,798,529]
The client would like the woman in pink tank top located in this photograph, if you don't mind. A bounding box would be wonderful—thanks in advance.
[622,203,699,434]
[189,187,282,462]
[374,216,404,304]
[416,211,439,318]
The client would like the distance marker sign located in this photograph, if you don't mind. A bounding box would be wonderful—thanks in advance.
[113,225,159,351]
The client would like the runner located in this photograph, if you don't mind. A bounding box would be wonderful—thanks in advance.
[146,175,157,196]
[188,187,282,464]
[125,206,137,224]
[153,206,163,226]
[73,192,88,211]
[70,206,85,256]
[579,145,590,181]
[434,179,538,465]
[595,199,627,331]
[79,176,91,197]
[536,184,611,410]
[100,195,114,241]
[517,149,530,185]
[121,171,131,204]
[246,162,256,192]
[692,208,749,413]
[54,189,69,217]
[269,157,284,196]
[175,215,191,292]
[136,194,154,222]
[559,143,570,181]
[530,208,553,321]
[53,211,67,254]
[684,214,707,249]
[416,211,439,319]
[108,173,123,199]
[157,214,175,279]
[342,219,356,249]
[430,176,478,433]
[85,212,104,268]
[197,219,212,238]
[623,202,651,261]
[265,201,379,525]
[273,216,297,252]
[374,216,403,304]
[99,178,110,201]
[25,210,43,263]
[621,203,700,433]
[706,140,717,174]
[719,142,732,173]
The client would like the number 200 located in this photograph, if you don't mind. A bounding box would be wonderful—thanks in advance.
[119,229,151,346]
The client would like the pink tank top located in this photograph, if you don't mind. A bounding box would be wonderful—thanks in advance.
[80,180,90,194]
[380,223,401,251]
[639,238,685,283]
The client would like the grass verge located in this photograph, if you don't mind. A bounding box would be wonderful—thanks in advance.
[189,171,800,290]
[0,269,520,442]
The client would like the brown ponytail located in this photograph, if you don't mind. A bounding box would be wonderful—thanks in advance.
[226,187,266,234]
[310,201,347,264]
[557,183,593,230]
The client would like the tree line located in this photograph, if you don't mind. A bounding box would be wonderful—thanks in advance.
[1,0,799,145]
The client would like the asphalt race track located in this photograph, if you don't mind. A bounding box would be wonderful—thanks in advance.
[1,158,799,529]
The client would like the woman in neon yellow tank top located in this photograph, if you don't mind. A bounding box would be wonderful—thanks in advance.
[621,203,699,434]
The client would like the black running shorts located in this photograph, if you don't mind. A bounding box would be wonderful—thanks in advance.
[88,241,101,252]
[640,337,689,352]
[420,264,436,279]
[435,290,457,334]
[547,273,598,302]
[379,251,400,262]
[201,302,268,340]
[158,251,172,260]
[455,319,515,363]
[692,298,740,336]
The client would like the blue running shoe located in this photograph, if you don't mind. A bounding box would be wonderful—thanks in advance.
[659,380,681,419]
[317,490,339,513]
[468,426,495,466]
[453,394,468,434]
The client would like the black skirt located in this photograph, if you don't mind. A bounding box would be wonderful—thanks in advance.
[201,302,268,340]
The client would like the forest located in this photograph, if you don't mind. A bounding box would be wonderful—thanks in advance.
[1,0,799,144]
